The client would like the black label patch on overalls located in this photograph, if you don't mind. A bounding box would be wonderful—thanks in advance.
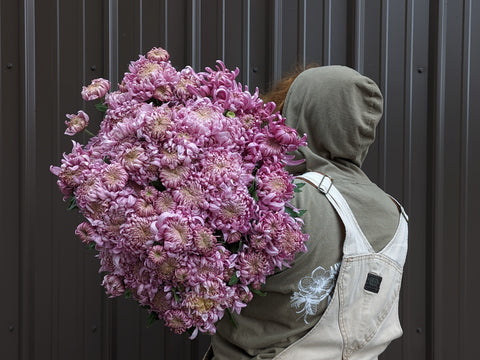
[364,273,382,293]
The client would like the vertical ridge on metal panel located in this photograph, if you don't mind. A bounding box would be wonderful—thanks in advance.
[242,0,251,87]
[459,1,472,359]
[298,0,306,68]
[464,2,480,359]
[108,0,119,87]
[271,0,283,85]
[190,0,202,71]
[353,0,365,73]
[399,1,414,359]
[323,0,332,65]
[431,1,447,359]
[379,0,390,190]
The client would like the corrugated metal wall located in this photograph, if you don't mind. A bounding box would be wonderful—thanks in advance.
[1,0,479,359]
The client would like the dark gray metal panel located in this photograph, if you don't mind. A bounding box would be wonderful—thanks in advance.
[6,0,480,359]
[117,0,141,76]
[166,0,189,69]
[0,0,20,359]
[249,0,269,92]
[200,0,222,69]
[432,0,464,359]
[431,1,480,360]
[329,0,348,65]
[141,0,167,54]
[281,0,300,73]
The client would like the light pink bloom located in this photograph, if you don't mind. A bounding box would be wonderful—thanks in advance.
[102,163,128,191]
[64,110,89,136]
[147,47,170,62]
[81,78,111,101]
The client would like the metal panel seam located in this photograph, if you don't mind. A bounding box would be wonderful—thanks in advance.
[354,0,365,73]
[459,1,471,359]
[323,0,332,66]
[432,1,447,359]
[21,0,36,359]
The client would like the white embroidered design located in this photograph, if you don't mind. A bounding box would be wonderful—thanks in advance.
[290,262,341,324]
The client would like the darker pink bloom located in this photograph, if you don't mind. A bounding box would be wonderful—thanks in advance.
[102,274,125,297]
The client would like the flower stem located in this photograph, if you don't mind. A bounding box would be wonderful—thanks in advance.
[84,129,96,137]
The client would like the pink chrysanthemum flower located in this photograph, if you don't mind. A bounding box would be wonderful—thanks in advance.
[256,164,295,211]
[121,215,156,251]
[102,163,129,191]
[81,78,111,101]
[164,310,191,334]
[159,165,189,189]
[161,215,192,252]
[151,289,174,314]
[237,251,270,289]
[141,105,172,141]
[153,191,177,213]
[134,198,156,217]
[156,256,179,281]
[193,227,217,254]
[75,222,97,244]
[148,245,167,264]
[119,145,148,172]
[65,110,89,136]
[147,47,170,62]
[102,274,125,297]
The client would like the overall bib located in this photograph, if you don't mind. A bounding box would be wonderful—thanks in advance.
[273,172,408,360]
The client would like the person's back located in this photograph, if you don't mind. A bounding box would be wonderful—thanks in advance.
[207,66,407,359]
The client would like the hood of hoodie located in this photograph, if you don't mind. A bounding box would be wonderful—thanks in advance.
[283,66,383,176]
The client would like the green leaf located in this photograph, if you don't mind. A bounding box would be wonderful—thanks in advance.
[284,206,298,218]
[293,182,306,193]
[248,178,258,202]
[172,288,181,303]
[284,205,307,219]
[103,156,111,164]
[228,273,239,286]
[124,289,132,299]
[87,242,96,250]
[297,209,307,217]
[67,196,78,211]
[250,288,267,297]
[224,110,236,118]
[225,308,238,328]
[95,102,108,113]
[150,179,166,192]
[146,312,159,328]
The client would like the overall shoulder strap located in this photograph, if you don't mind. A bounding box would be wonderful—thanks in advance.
[296,171,374,256]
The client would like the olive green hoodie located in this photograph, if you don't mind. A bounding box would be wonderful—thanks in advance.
[209,66,400,359]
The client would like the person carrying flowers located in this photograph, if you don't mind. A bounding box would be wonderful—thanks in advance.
[206,66,408,359]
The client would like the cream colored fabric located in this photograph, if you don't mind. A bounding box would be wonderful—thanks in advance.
[273,172,407,360]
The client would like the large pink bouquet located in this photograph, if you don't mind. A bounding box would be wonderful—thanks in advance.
[51,47,308,337]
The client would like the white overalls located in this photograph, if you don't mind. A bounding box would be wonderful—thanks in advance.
[273,172,408,360]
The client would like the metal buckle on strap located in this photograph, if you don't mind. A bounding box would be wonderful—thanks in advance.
[317,174,333,194]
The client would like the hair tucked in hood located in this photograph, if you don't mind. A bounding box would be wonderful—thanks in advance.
[283,66,383,175]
